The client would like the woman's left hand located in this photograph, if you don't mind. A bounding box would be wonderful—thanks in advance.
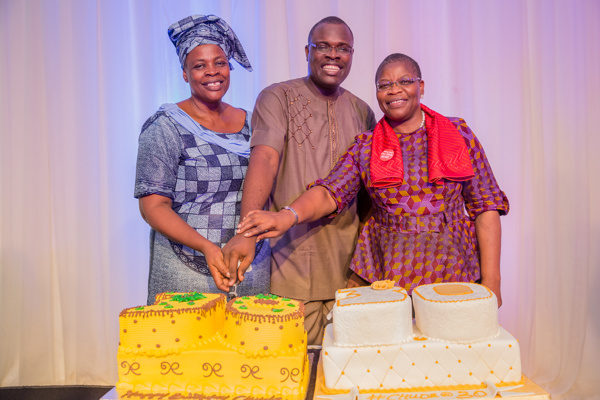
[237,210,296,241]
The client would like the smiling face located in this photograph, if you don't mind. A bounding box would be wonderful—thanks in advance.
[182,44,230,106]
[305,22,354,94]
[376,61,424,132]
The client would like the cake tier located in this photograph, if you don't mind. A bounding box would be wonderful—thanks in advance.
[333,284,412,346]
[117,341,309,400]
[222,294,306,355]
[322,324,522,391]
[413,283,498,343]
[118,292,226,355]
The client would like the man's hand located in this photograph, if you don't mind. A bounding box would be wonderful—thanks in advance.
[222,234,257,285]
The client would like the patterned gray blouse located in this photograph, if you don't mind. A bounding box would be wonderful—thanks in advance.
[134,104,269,301]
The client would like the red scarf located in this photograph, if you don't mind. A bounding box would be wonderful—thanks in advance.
[369,104,474,188]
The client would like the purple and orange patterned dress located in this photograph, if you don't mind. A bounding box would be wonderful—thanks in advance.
[312,118,509,294]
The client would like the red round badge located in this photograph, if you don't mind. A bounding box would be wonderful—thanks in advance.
[380,149,394,161]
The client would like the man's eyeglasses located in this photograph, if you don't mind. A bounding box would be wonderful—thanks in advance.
[376,78,421,92]
[308,42,354,55]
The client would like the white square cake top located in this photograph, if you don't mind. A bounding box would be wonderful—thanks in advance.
[335,286,409,307]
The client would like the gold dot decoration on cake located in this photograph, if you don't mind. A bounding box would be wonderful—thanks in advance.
[222,294,305,355]
[118,292,226,355]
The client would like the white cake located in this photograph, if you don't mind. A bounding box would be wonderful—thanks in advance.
[322,282,522,391]
[413,282,499,343]
[333,282,413,346]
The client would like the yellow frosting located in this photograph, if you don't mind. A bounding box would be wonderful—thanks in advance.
[118,292,225,355]
[222,294,305,355]
[433,283,474,296]
[414,283,494,303]
[117,292,308,400]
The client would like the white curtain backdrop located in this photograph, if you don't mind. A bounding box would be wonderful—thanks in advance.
[1,0,598,398]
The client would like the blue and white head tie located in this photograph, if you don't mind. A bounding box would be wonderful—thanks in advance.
[168,14,252,71]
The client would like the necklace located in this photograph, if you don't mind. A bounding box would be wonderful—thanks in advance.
[419,110,425,129]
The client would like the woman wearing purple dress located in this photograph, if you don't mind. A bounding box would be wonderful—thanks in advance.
[237,54,508,306]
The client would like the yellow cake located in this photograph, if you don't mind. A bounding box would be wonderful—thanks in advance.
[117,292,309,399]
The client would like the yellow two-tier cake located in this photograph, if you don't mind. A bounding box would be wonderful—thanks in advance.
[117,292,309,399]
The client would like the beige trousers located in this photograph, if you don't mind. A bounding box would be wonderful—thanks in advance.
[303,299,335,345]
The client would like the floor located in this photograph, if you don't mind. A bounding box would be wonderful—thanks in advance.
[0,386,113,400]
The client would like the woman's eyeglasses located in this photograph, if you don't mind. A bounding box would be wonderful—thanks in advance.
[376,78,421,92]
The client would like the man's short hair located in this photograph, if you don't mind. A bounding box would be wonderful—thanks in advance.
[307,16,354,43]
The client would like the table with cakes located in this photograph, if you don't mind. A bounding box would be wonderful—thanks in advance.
[105,282,550,400]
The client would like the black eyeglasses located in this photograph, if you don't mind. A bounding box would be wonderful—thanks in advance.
[308,42,354,55]
[376,78,421,91]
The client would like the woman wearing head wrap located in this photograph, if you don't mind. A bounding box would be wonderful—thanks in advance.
[134,15,269,304]
[237,53,509,307]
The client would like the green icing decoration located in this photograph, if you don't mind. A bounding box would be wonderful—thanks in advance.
[188,301,195,305]
[287,303,296,307]
[164,305,174,309]
[272,308,284,312]
[234,300,243,304]
[239,305,247,310]
[135,306,144,310]
[242,296,250,300]
[171,292,206,303]
[282,298,291,301]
